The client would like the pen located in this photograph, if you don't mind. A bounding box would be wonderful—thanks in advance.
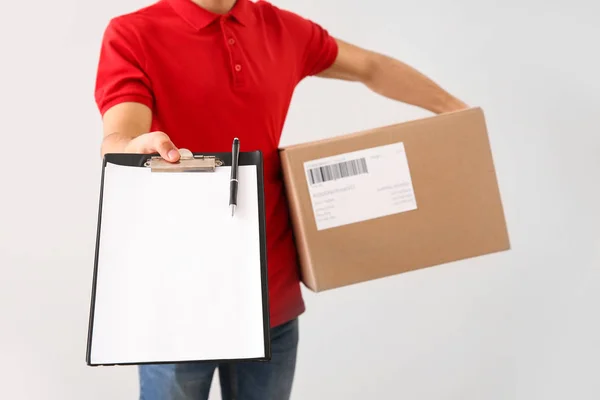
[230,138,240,216]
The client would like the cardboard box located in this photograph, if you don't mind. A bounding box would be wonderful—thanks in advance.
[279,107,510,292]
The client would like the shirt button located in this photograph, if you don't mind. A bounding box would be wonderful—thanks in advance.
[234,64,242,72]
[228,38,235,45]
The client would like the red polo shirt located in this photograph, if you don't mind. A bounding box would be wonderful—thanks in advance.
[94,0,338,328]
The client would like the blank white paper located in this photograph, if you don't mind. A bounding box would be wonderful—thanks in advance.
[90,162,265,365]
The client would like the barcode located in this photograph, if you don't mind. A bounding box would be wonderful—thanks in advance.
[307,158,369,185]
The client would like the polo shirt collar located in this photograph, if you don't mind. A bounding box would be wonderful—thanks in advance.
[166,0,254,30]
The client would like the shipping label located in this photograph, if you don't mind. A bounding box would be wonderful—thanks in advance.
[304,142,417,230]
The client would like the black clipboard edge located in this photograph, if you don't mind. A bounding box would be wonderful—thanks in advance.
[86,150,271,366]
[85,157,107,365]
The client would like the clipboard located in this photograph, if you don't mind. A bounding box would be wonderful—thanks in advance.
[86,149,270,366]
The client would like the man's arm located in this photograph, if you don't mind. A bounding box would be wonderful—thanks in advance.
[95,19,179,162]
[318,39,468,114]
[100,102,180,162]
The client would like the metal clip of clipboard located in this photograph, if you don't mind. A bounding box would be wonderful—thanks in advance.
[144,148,224,172]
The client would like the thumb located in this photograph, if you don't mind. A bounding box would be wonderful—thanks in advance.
[166,148,180,162]
[151,132,180,162]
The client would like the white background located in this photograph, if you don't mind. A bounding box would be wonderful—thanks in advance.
[1,0,599,399]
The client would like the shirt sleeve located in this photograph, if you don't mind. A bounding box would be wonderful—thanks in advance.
[275,7,339,80]
[94,18,154,116]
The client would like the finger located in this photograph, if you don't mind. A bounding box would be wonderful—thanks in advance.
[151,132,180,162]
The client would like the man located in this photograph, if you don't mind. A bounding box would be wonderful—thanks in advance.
[95,0,467,398]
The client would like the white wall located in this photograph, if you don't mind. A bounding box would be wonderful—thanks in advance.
[0,0,598,399]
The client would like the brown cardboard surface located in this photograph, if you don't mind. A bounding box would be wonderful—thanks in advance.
[279,107,510,292]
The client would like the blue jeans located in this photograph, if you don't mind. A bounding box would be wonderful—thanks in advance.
[139,318,299,400]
